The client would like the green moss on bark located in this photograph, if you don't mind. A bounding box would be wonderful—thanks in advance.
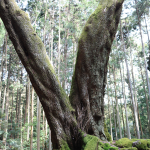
[60,141,70,150]
[104,122,112,142]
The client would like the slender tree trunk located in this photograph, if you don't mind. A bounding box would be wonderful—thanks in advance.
[45,120,48,149]
[115,36,126,137]
[30,86,34,150]
[138,56,150,134]
[10,88,14,138]
[24,78,29,124]
[120,20,140,139]
[2,34,8,114]
[18,67,23,128]
[58,0,61,79]
[112,99,118,140]
[129,42,143,138]
[112,66,122,139]
[3,48,11,150]
[50,6,54,64]
[42,110,45,150]
[49,129,51,150]
[144,14,150,52]
[20,105,23,149]
[120,62,131,139]
[37,96,41,150]
[27,78,30,141]
[120,99,126,137]
[0,34,5,105]
[62,31,68,90]
[135,0,150,113]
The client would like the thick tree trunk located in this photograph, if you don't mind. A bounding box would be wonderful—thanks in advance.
[69,1,124,140]
[0,0,124,149]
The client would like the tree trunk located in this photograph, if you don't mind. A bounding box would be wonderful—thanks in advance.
[18,66,23,128]
[0,0,124,148]
[129,40,143,138]
[24,76,29,124]
[112,66,122,139]
[120,20,140,139]
[42,110,45,150]
[2,33,8,114]
[30,86,34,150]
[58,0,61,80]
[120,62,131,139]
[0,34,6,105]
[135,0,150,113]
[138,56,150,135]
[20,105,23,149]
[37,96,41,150]
[27,78,30,141]
[112,98,118,140]
[144,14,150,52]
[49,129,52,150]
[107,83,113,141]
[3,47,11,149]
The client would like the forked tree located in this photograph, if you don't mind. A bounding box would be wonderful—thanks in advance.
[0,0,124,149]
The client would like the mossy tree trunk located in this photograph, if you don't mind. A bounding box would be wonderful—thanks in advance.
[0,0,124,149]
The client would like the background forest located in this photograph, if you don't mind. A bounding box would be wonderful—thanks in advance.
[0,0,150,149]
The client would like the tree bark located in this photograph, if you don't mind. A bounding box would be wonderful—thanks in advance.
[3,47,11,150]
[69,1,124,140]
[138,56,150,135]
[120,62,131,139]
[135,0,150,113]
[37,96,41,150]
[112,66,122,139]
[107,83,113,141]
[0,0,124,149]
[30,86,34,150]
[27,78,30,141]
[120,20,140,139]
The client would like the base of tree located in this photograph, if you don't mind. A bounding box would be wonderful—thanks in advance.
[58,137,150,150]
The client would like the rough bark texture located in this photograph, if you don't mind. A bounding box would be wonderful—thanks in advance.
[0,0,124,149]
[70,0,124,140]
